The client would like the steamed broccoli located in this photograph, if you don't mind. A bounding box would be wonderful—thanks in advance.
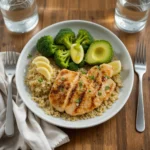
[54,49,70,68]
[76,29,94,51]
[54,28,75,49]
[36,35,64,57]
[68,62,79,71]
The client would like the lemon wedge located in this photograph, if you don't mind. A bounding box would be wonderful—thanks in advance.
[109,60,121,76]
[36,67,51,80]
[70,44,84,64]
[34,61,53,73]
[32,56,50,64]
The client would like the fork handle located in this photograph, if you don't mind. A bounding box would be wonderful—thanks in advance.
[5,76,14,136]
[136,74,145,132]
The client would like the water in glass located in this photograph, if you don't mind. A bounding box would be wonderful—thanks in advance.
[115,0,150,33]
[0,0,39,33]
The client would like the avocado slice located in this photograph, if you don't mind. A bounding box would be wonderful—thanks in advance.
[85,40,113,65]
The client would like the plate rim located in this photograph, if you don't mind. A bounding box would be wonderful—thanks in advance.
[16,20,134,129]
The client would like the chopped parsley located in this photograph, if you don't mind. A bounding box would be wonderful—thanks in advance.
[98,91,102,96]
[111,93,114,96]
[104,75,110,79]
[75,99,81,103]
[89,75,95,80]
[88,90,91,92]
[27,54,32,58]
[105,86,110,91]
[61,77,65,81]
[81,70,87,74]
[38,78,43,83]
[79,81,83,88]
[97,66,100,69]
[60,87,64,92]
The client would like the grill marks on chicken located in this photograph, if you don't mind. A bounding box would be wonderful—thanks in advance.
[49,64,116,116]
[49,69,80,112]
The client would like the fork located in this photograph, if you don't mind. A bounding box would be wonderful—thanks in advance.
[134,41,146,132]
[4,50,18,136]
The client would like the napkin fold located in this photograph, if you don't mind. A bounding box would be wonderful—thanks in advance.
[0,53,69,150]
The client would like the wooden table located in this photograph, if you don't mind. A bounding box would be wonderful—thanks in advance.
[0,0,150,150]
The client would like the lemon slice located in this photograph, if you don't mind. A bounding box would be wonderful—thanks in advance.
[109,60,121,76]
[70,44,84,64]
[36,67,51,80]
[34,61,53,73]
[32,56,50,64]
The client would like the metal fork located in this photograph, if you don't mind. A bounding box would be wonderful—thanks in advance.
[134,41,146,132]
[4,50,18,136]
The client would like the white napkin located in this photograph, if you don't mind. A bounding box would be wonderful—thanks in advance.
[0,52,70,150]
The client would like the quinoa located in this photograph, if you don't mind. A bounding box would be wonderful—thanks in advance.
[25,56,122,121]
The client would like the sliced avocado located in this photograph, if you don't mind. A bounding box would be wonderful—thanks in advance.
[85,40,113,65]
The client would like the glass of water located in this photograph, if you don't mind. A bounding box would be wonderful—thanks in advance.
[115,0,150,33]
[0,0,39,33]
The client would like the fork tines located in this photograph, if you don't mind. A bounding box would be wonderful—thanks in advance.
[135,41,146,65]
[5,47,18,65]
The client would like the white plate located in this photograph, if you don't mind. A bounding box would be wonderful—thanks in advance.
[16,20,134,129]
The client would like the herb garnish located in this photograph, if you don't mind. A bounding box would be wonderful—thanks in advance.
[79,81,83,88]
[60,87,64,92]
[98,91,102,96]
[38,78,43,83]
[89,75,95,80]
[97,66,100,69]
[104,75,110,79]
[27,54,32,58]
[88,90,91,92]
[61,77,65,81]
[105,86,110,91]
[81,70,87,74]
[75,99,81,103]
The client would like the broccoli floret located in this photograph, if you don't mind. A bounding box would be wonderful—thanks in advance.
[76,29,94,51]
[36,35,62,57]
[68,62,79,71]
[59,28,73,32]
[54,49,70,68]
[54,28,75,49]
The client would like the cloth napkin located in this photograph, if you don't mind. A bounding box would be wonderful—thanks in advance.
[0,52,70,150]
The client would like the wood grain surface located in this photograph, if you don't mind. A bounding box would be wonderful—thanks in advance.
[0,0,150,150]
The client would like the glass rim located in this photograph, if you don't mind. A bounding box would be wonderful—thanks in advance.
[0,0,34,7]
[118,0,150,6]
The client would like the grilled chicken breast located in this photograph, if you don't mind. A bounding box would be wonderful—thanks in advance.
[65,64,116,116]
[49,64,116,116]
[65,74,89,115]
[49,69,79,112]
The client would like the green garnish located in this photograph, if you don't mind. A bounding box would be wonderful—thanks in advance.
[27,54,32,58]
[88,90,91,92]
[111,93,114,96]
[104,75,110,79]
[38,78,43,83]
[61,77,65,81]
[89,75,95,80]
[81,70,87,74]
[98,91,102,96]
[60,87,64,92]
[97,66,100,69]
[105,86,110,91]
[75,99,81,103]
[79,81,83,88]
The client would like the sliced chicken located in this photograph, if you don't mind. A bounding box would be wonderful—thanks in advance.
[65,74,89,115]
[49,69,79,112]
[65,65,116,116]
[49,63,116,116]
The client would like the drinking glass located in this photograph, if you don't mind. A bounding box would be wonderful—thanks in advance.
[115,0,150,33]
[0,0,39,33]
